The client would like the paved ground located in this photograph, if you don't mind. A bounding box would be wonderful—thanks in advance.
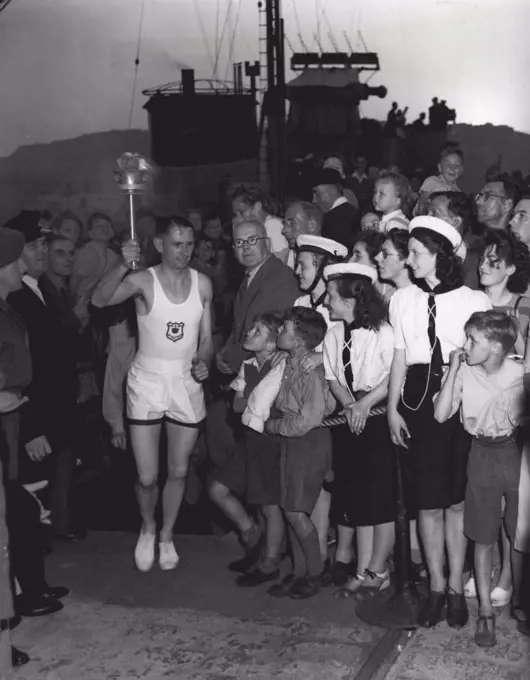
[9,532,530,680]
[10,532,386,680]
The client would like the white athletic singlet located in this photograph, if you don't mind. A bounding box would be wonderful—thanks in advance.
[127,267,205,424]
[136,267,203,372]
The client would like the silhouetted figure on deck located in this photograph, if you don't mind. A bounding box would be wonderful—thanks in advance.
[412,112,426,132]
[383,102,399,137]
[429,97,456,131]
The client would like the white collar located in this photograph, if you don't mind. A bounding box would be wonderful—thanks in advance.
[381,209,403,223]
[331,196,348,211]
[353,172,368,182]
[23,275,46,305]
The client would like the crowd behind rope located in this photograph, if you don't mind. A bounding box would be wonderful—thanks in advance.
[2,145,530,668]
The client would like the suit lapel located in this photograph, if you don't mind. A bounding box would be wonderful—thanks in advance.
[234,257,274,341]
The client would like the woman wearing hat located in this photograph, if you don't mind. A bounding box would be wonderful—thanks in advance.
[387,215,491,628]
[293,235,348,586]
[322,263,396,597]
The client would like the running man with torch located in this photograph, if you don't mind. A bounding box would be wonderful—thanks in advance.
[93,156,213,571]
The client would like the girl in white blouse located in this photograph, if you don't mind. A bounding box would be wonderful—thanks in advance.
[388,215,490,628]
[322,263,396,597]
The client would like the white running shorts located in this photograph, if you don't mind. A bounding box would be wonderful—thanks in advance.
[126,362,205,426]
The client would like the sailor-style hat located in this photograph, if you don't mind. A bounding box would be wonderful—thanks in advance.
[323,262,378,284]
[296,235,349,260]
[409,215,467,261]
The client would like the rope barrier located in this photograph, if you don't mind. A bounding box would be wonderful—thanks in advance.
[320,404,387,428]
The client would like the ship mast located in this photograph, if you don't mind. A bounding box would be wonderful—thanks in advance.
[258,0,286,210]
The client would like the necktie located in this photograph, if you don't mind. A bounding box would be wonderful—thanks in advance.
[414,279,458,379]
[341,321,355,395]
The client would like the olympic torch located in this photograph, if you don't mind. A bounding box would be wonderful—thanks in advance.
[113,152,154,270]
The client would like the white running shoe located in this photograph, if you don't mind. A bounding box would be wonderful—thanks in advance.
[134,532,156,572]
[159,541,179,571]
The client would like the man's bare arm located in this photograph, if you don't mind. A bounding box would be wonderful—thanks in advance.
[92,239,145,308]
[91,265,145,308]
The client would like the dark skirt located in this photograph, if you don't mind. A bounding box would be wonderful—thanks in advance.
[331,413,396,528]
[399,364,470,512]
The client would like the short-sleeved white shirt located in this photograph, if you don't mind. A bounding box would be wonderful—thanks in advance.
[323,322,394,394]
[294,294,336,352]
[265,216,289,256]
[443,358,525,437]
[389,285,491,366]
[379,209,409,234]
[420,175,460,196]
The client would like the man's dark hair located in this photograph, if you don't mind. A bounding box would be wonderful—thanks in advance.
[429,191,478,235]
[50,210,83,233]
[230,183,277,216]
[493,174,521,206]
[284,306,328,350]
[87,212,112,231]
[481,228,530,294]
[465,310,518,355]
[287,200,324,232]
[46,234,74,248]
[156,215,194,236]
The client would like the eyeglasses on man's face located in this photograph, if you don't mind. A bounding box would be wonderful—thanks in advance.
[233,235,268,249]
[475,191,506,203]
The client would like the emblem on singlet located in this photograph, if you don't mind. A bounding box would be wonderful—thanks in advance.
[166,322,184,342]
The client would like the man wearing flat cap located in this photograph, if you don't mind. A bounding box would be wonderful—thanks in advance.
[6,211,81,541]
[311,168,360,253]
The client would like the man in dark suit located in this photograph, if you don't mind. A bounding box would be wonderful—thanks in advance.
[311,168,360,253]
[210,217,299,582]
[6,212,81,541]
[216,218,300,375]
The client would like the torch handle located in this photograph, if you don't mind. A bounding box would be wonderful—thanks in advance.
[128,191,138,271]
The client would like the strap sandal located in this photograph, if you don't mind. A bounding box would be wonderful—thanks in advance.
[334,573,365,599]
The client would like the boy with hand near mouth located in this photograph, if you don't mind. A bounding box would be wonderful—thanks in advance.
[264,307,335,599]
[434,310,526,648]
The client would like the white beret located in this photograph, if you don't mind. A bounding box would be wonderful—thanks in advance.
[323,262,378,284]
[296,234,349,259]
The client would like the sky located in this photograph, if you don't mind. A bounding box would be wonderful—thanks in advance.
[1,0,529,158]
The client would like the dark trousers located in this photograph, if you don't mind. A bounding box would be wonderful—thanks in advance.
[5,482,46,599]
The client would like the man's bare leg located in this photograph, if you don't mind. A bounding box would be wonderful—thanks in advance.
[161,422,200,543]
[130,423,162,534]
[129,423,162,570]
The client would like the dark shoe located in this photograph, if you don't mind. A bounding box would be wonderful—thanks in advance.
[474,614,496,647]
[228,533,263,574]
[289,575,320,600]
[235,568,280,587]
[319,559,332,587]
[54,529,87,541]
[510,605,530,636]
[267,573,295,598]
[11,647,30,667]
[330,560,352,586]
[446,591,468,629]
[16,595,64,618]
[41,586,70,600]
[418,591,446,628]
